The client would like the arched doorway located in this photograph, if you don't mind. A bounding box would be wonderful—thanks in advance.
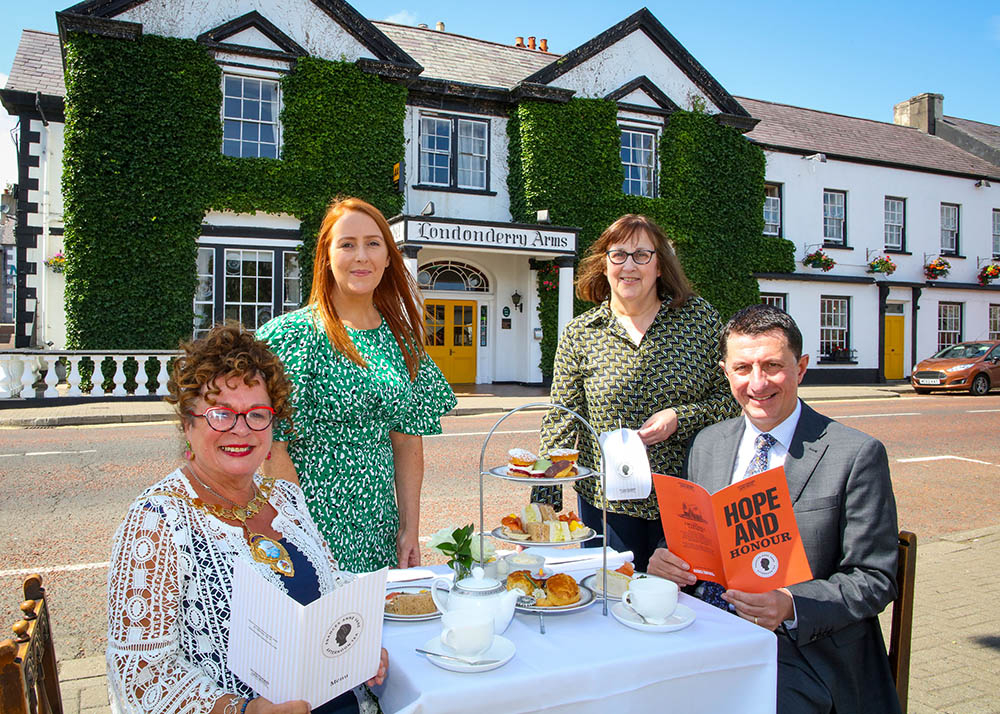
[418,261,489,383]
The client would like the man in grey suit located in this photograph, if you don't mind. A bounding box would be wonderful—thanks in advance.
[649,304,900,714]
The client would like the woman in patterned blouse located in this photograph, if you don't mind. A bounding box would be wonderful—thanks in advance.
[258,198,455,572]
[533,214,739,571]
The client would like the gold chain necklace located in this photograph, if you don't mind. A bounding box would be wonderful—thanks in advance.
[153,470,295,577]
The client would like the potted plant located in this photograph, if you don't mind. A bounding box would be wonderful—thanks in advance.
[867,256,897,275]
[427,524,496,580]
[44,252,67,273]
[802,249,836,272]
[978,262,1000,286]
[924,257,951,280]
[827,345,852,362]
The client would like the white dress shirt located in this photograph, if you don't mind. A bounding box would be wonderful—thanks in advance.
[728,399,803,629]
[730,399,803,484]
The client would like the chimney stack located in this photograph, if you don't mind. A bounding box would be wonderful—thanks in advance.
[893,93,943,135]
[435,21,445,31]
[539,38,548,52]
[514,36,525,47]
[528,36,536,50]
[417,23,428,29]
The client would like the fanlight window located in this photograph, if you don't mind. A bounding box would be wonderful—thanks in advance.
[416,261,489,292]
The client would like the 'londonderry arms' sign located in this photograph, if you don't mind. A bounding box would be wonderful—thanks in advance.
[390,217,576,255]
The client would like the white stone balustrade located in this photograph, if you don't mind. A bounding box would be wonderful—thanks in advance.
[0,351,179,400]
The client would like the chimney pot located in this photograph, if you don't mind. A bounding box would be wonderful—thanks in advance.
[435,21,445,31]
[417,23,428,29]
[515,36,524,48]
[539,38,548,52]
[528,36,536,49]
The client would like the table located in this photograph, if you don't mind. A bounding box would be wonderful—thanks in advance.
[373,567,776,714]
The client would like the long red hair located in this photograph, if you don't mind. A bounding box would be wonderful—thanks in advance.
[309,197,425,380]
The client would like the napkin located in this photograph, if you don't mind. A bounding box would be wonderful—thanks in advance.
[528,548,634,575]
[600,428,652,501]
[386,568,437,583]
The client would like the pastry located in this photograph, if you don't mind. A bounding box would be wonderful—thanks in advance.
[506,570,541,595]
[536,573,580,607]
[544,460,574,478]
[508,448,538,476]
[529,458,552,477]
[548,448,579,464]
[384,590,436,615]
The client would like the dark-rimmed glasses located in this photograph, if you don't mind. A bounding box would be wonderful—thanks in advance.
[190,406,275,432]
[606,249,655,265]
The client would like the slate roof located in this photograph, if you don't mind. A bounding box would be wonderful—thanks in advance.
[737,96,1000,180]
[944,115,1000,152]
[5,30,65,97]
[374,22,554,89]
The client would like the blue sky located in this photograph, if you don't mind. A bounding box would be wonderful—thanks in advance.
[3,0,999,187]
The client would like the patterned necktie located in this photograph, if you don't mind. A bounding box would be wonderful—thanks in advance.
[696,432,777,611]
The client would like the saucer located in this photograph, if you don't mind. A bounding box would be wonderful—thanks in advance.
[420,634,515,673]
[610,601,696,633]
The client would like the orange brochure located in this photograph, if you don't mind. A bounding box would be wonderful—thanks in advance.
[653,467,813,592]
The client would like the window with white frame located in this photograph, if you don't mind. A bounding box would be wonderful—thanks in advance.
[620,128,657,197]
[222,75,280,158]
[937,302,963,351]
[940,203,960,255]
[193,247,215,339]
[990,304,1000,340]
[823,190,846,245]
[763,184,782,236]
[993,209,1000,258]
[283,252,301,314]
[418,114,489,190]
[884,197,905,251]
[819,296,850,359]
[760,293,786,311]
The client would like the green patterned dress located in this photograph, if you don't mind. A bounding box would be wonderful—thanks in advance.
[258,306,456,572]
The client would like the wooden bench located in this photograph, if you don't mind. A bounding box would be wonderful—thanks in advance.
[0,574,63,714]
[889,530,917,713]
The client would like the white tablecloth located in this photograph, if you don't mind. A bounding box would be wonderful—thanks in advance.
[374,566,776,714]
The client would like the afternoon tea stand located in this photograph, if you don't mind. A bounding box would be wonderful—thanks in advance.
[476,401,610,621]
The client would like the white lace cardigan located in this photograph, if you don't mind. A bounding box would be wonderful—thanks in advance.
[106,469,355,714]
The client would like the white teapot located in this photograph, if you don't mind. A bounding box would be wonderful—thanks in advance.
[431,566,519,634]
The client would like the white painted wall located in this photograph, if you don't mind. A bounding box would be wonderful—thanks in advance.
[550,30,717,112]
[116,0,375,62]
[762,149,1000,375]
[402,107,512,223]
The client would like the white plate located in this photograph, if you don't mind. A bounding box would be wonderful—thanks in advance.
[384,585,441,622]
[420,634,515,673]
[610,601,696,633]
[487,464,597,485]
[490,526,599,547]
[514,582,596,613]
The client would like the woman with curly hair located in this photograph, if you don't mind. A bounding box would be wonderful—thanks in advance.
[106,323,386,714]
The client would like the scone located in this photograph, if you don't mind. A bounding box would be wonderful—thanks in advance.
[539,573,580,607]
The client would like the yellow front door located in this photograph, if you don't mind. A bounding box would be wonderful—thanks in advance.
[884,315,904,380]
[424,299,477,383]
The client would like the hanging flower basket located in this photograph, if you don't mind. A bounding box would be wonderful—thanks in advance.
[867,256,897,275]
[44,252,67,273]
[924,257,951,280]
[978,262,1000,286]
[802,249,835,272]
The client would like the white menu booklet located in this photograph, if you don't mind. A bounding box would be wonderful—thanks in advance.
[227,559,388,709]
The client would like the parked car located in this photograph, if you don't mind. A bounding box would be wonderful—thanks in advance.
[911,340,1000,395]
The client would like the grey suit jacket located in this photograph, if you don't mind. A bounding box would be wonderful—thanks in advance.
[683,401,901,714]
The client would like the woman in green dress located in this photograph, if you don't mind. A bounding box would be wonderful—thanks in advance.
[258,197,456,572]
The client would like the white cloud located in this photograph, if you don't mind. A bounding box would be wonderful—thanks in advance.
[0,74,18,190]
[382,10,417,26]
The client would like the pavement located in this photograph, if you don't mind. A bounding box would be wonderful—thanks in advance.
[0,382,915,427]
[54,523,1000,714]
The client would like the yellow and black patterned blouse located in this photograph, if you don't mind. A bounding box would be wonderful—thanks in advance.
[533,296,739,519]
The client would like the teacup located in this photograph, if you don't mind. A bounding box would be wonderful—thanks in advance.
[622,576,678,625]
[440,610,494,657]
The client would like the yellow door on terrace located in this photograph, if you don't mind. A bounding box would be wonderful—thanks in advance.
[884,314,904,380]
[424,299,476,383]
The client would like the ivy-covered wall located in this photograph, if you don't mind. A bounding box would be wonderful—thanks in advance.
[62,34,405,349]
[508,100,795,378]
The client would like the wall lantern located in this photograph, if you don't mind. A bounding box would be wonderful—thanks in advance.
[511,290,523,312]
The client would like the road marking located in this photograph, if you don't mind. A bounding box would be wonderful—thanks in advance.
[897,455,994,465]
[0,561,110,578]
[967,409,1000,413]
[0,449,97,458]
[427,429,538,439]
[832,412,921,419]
